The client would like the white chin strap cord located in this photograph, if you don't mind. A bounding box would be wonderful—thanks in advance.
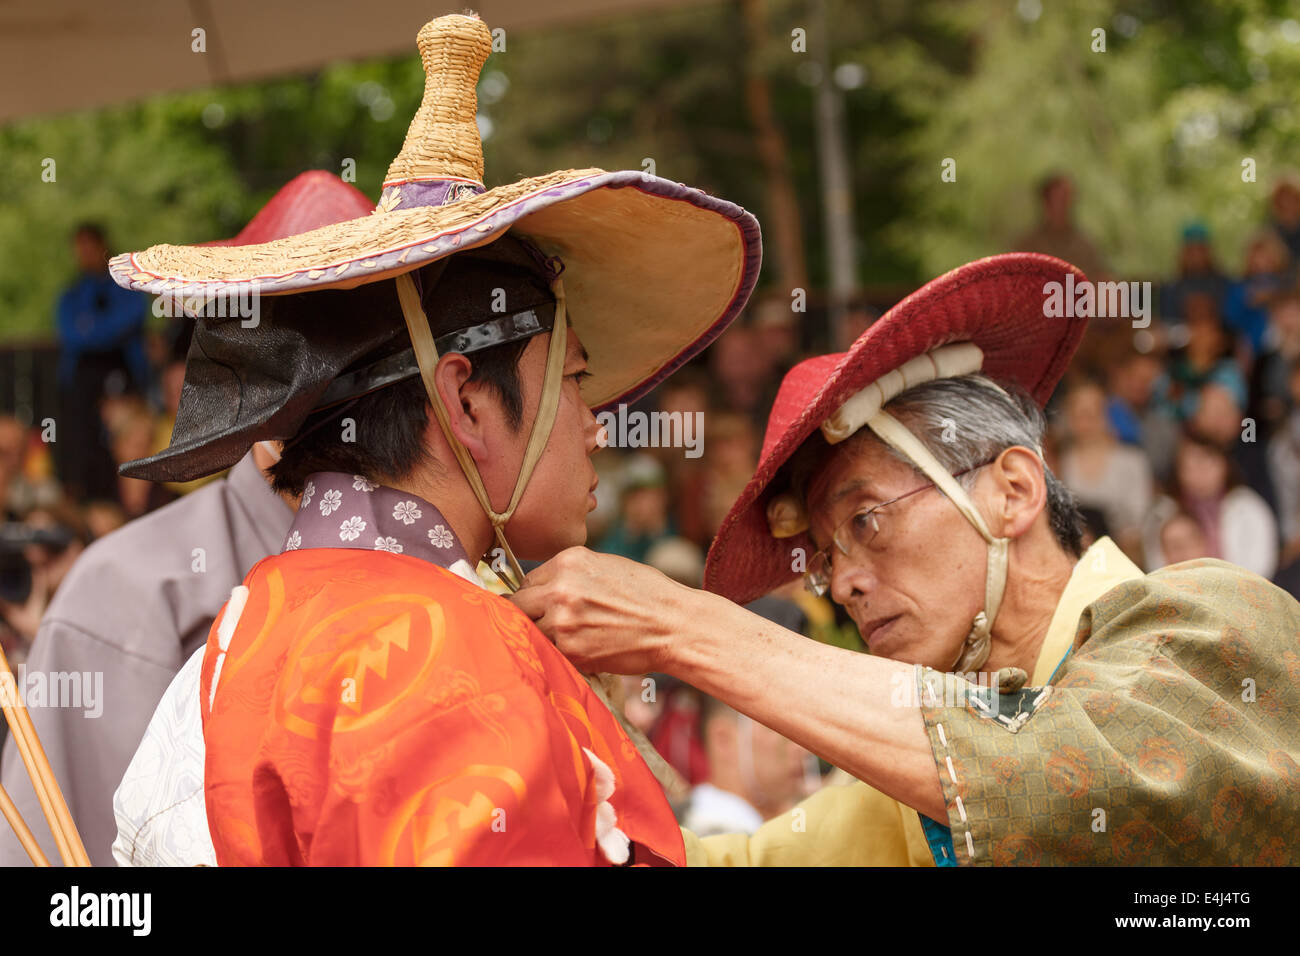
[863,410,1009,673]
[815,344,1010,673]
[394,271,568,592]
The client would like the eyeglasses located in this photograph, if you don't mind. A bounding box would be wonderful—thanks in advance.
[802,462,990,597]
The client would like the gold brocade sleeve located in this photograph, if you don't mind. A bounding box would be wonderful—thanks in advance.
[682,779,935,866]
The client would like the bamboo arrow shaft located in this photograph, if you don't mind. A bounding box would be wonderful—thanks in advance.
[0,643,89,866]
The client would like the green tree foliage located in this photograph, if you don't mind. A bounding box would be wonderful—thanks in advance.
[885,0,1300,278]
[3,0,1297,342]
[0,104,241,341]
[0,60,423,342]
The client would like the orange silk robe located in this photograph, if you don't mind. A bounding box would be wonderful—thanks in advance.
[199,548,686,866]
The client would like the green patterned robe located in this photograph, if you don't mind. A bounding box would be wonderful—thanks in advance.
[919,558,1300,865]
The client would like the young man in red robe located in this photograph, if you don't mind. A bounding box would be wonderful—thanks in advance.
[108,13,760,866]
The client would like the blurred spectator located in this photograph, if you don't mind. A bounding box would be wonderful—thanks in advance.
[649,681,710,787]
[1144,429,1278,578]
[82,500,127,541]
[1253,288,1300,431]
[616,673,665,737]
[596,454,674,562]
[1015,174,1123,375]
[699,411,759,541]
[1161,221,1228,322]
[1013,172,1109,280]
[0,501,87,659]
[0,417,33,520]
[1268,175,1300,261]
[1223,228,1292,358]
[708,324,778,433]
[586,452,623,544]
[0,417,63,517]
[645,535,705,587]
[1158,510,1212,566]
[649,368,711,544]
[104,396,176,519]
[1267,359,1300,566]
[0,418,77,658]
[1057,380,1153,561]
[54,223,150,500]
[1104,347,1179,480]
[1156,293,1247,421]
[751,294,803,378]
[1189,380,1276,516]
[678,693,818,836]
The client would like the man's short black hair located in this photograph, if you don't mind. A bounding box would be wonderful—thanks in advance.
[266,234,557,496]
[781,375,1085,559]
[268,337,528,496]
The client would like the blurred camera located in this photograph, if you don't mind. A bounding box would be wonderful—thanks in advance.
[0,521,77,604]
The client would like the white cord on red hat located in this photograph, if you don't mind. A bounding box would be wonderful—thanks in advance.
[768,342,1014,670]
[860,410,1008,671]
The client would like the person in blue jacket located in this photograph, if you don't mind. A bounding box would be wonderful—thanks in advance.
[54,223,150,500]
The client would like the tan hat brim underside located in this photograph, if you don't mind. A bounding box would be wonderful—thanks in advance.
[112,169,753,408]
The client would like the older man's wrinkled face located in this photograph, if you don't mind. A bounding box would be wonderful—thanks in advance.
[806,435,988,669]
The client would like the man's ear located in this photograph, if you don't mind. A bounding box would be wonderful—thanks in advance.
[431,352,490,459]
[990,445,1047,540]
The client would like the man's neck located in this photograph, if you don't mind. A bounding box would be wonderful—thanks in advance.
[388,470,495,564]
[982,540,1076,675]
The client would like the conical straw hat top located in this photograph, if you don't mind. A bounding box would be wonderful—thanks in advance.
[108,9,762,490]
[384,14,490,186]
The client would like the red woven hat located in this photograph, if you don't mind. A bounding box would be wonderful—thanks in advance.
[203,171,373,246]
[704,252,1089,605]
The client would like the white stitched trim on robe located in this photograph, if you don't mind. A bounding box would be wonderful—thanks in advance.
[583,747,630,865]
[449,558,484,587]
[207,585,249,713]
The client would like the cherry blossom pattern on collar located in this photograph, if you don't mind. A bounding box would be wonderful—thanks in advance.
[281,472,474,575]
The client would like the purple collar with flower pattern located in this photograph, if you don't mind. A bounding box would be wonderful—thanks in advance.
[282,472,479,582]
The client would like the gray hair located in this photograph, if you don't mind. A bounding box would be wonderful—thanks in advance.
[787,373,1083,556]
[881,374,1083,556]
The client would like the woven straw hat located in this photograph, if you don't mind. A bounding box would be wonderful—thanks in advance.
[704,253,1089,611]
[110,13,761,414]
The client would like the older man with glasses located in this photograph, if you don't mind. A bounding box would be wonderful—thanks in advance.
[515,253,1300,867]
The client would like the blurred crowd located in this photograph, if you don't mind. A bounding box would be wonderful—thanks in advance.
[1,176,1298,833]
[587,173,1300,826]
[0,224,198,663]
[1035,174,1300,594]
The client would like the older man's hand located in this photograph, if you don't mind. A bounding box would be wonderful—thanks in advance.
[509,547,692,675]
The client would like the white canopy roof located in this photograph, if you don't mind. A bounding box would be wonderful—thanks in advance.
[0,0,689,123]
